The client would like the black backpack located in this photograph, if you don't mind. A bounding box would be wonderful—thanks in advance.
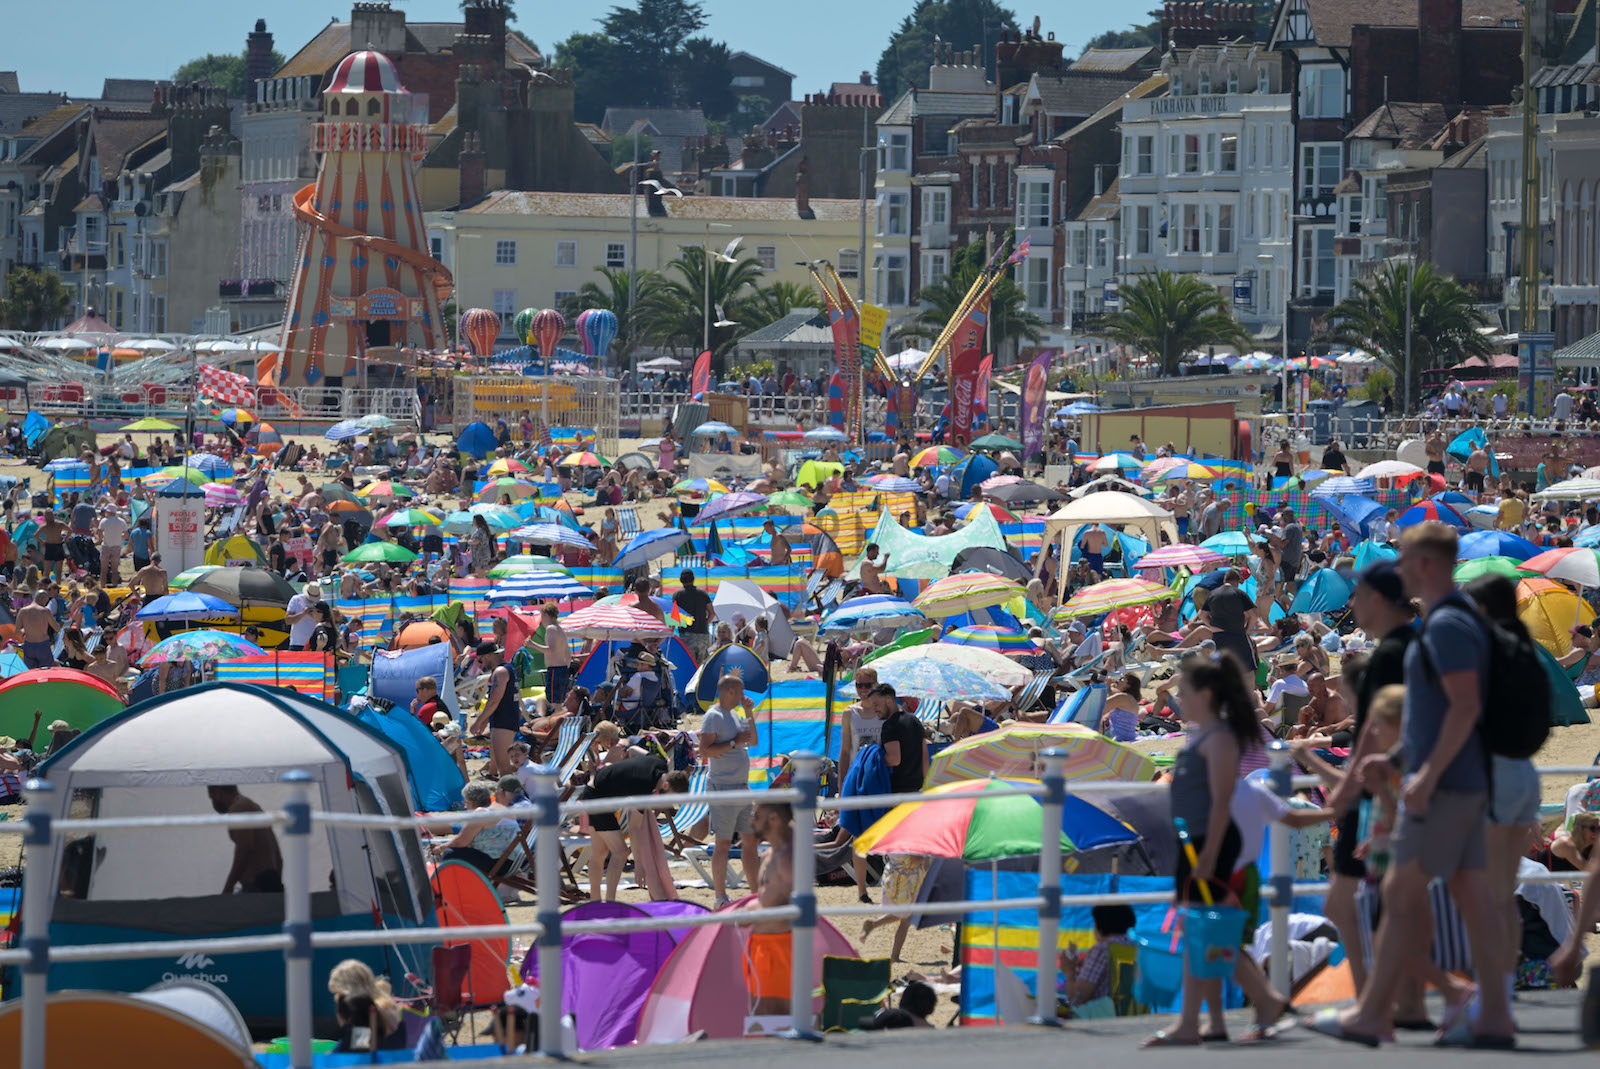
[1422,593,1551,760]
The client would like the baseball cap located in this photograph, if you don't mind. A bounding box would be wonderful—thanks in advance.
[1356,560,1407,608]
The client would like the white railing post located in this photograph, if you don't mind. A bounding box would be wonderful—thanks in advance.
[531,762,563,1057]
[19,777,54,1069]
[1266,741,1293,995]
[1031,748,1066,1027]
[280,770,315,1069]
[785,751,821,1041]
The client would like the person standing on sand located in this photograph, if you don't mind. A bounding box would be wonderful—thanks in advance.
[17,590,58,669]
[744,801,796,1018]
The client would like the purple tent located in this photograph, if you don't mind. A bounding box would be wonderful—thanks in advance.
[522,899,707,1050]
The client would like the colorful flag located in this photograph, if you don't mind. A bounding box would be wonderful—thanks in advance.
[976,355,993,427]
[197,364,253,404]
[691,350,711,396]
[947,295,989,446]
[1021,349,1054,460]
[1005,234,1031,266]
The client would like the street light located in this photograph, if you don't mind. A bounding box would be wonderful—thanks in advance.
[704,222,735,367]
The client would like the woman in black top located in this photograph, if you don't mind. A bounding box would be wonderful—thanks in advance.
[307,602,340,654]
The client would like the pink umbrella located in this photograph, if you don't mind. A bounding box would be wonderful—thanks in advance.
[635,897,858,1042]
[1132,544,1227,571]
[559,604,673,640]
[201,482,241,506]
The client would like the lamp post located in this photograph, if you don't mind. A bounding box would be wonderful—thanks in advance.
[1257,250,1287,421]
[1403,219,1416,417]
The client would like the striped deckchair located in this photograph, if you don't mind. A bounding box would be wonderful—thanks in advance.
[542,714,585,767]
[915,700,946,728]
[615,506,642,538]
[1011,666,1056,714]
[556,730,597,797]
[661,765,709,855]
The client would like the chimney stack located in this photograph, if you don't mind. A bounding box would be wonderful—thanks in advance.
[459,132,485,205]
[796,159,814,219]
[246,19,275,98]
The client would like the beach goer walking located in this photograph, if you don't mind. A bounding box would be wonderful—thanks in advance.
[700,673,758,908]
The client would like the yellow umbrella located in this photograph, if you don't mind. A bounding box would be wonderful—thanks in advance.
[1516,577,1584,656]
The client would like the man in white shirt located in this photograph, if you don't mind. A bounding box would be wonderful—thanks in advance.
[934,470,951,499]
[1262,655,1309,721]
[698,674,757,908]
[95,506,129,585]
[1492,391,1508,417]
[285,580,321,650]
[1554,389,1575,422]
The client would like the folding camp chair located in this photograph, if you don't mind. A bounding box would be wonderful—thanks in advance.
[819,956,892,1031]
[399,943,473,1045]
[660,765,709,855]
[1107,941,1147,1016]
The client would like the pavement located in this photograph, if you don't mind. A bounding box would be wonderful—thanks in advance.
[422,990,1593,1067]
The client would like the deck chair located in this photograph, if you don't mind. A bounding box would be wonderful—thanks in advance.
[661,765,710,855]
[615,506,642,538]
[915,700,946,728]
[1012,667,1057,714]
[1107,941,1147,1016]
[555,730,598,800]
[399,943,473,1045]
[1272,691,1310,737]
[487,805,587,904]
[1059,647,1114,687]
[819,956,892,1031]
[544,715,584,767]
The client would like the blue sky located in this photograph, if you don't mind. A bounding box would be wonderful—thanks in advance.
[10,0,1151,100]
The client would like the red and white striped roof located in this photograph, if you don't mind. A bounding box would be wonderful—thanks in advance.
[326,50,404,94]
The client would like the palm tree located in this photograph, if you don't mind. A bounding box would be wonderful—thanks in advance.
[1322,261,1493,406]
[733,280,824,332]
[557,266,661,359]
[1093,269,1253,375]
[637,245,766,365]
[893,241,1045,358]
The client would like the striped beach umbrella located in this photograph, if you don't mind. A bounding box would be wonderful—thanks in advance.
[379,508,442,528]
[507,523,594,552]
[819,595,926,633]
[862,475,923,492]
[1396,500,1469,530]
[476,478,541,503]
[912,573,1022,618]
[487,554,573,579]
[201,482,241,507]
[940,624,1041,657]
[911,445,964,467]
[953,502,1020,524]
[1523,547,1600,589]
[561,451,608,467]
[926,723,1156,788]
[357,480,414,500]
[486,572,593,602]
[485,458,531,476]
[672,478,730,495]
[559,604,674,640]
[875,642,1032,687]
[1090,452,1144,474]
[1132,544,1226,571]
[1055,576,1174,618]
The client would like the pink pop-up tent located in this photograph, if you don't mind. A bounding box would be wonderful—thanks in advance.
[635,897,858,1042]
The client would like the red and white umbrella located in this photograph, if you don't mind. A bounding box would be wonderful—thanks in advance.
[979,474,1024,491]
[559,604,674,640]
[1132,544,1226,571]
[201,482,241,507]
[1523,547,1600,589]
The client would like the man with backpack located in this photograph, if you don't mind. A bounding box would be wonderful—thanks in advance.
[1316,521,1517,1048]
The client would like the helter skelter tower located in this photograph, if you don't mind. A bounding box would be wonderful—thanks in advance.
[278,50,451,387]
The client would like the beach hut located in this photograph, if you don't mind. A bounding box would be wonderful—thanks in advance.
[29,683,437,1031]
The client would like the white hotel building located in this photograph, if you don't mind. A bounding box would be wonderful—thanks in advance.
[1115,43,1292,340]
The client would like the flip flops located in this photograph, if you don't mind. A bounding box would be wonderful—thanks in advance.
[1306,1007,1380,1048]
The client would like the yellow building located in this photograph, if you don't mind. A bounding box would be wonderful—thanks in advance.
[426,189,865,339]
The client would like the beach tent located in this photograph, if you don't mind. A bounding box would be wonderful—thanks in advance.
[350,699,465,811]
[1518,578,1585,656]
[37,422,95,463]
[858,508,1010,580]
[1288,568,1355,614]
[711,579,797,659]
[0,982,254,1069]
[32,683,436,1031]
[1041,492,1177,594]
[0,666,122,739]
[202,535,268,568]
[635,897,858,1042]
[523,899,708,1050]
[370,642,459,719]
[948,452,1000,499]
[430,861,510,1008]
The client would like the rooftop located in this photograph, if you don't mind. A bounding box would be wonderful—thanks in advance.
[1070,47,1159,73]
[1347,100,1449,147]
[274,21,540,82]
[878,88,998,126]
[1055,73,1170,144]
[737,308,833,347]
[1024,72,1148,118]
[460,190,862,223]
[0,91,71,135]
[1289,0,1522,47]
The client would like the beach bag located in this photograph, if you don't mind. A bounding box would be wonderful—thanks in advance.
[1422,593,1550,760]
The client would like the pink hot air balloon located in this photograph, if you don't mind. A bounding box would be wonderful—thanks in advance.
[532,308,566,361]
[460,307,501,357]
[574,309,595,356]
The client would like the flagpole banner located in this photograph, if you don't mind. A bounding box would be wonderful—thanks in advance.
[691,350,711,397]
[948,295,990,446]
[976,354,994,431]
[1021,350,1054,460]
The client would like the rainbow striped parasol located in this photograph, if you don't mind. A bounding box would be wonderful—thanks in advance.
[912,572,1022,618]
[1132,544,1226,571]
[926,723,1156,787]
[852,778,1138,862]
[1055,577,1174,618]
[911,445,964,467]
[939,624,1041,657]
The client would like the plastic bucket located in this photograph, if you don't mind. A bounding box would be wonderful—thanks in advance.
[1132,929,1184,1006]
[1181,905,1246,979]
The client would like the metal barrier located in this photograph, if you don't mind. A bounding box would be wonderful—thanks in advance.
[6,748,1597,1067]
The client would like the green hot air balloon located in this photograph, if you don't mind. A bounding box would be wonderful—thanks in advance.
[512,307,537,345]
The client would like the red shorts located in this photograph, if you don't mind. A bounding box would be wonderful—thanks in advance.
[743,931,791,1001]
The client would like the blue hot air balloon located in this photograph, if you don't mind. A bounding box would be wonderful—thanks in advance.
[583,307,619,359]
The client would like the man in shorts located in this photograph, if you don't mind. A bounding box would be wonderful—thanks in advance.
[699,674,758,909]
[1320,522,1514,1047]
[744,800,796,1017]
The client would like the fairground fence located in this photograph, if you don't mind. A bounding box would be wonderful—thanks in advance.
[3,746,1595,1068]
[17,383,419,431]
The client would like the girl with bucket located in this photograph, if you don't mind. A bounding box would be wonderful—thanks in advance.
[1141,652,1292,1047]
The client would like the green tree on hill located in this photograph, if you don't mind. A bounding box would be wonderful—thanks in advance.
[174,46,286,97]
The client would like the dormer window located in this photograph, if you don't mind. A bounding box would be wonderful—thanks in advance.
[1258,70,1271,94]
[1172,76,1183,96]
[1198,73,1212,95]
[367,98,380,116]
[1227,73,1240,93]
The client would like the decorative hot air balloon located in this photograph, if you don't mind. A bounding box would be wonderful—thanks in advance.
[583,307,619,360]
[460,307,501,357]
[574,309,595,355]
[532,308,566,361]
[512,307,537,346]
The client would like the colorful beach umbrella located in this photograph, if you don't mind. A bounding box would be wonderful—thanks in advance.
[326,419,362,441]
[611,528,689,572]
[1453,556,1537,583]
[139,629,266,666]
[476,477,541,503]
[169,565,223,590]
[142,465,208,488]
[487,572,593,602]
[953,502,1020,524]
[1056,577,1173,618]
[508,523,594,552]
[672,478,730,495]
[926,723,1155,788]
[201,482,241,507]
[485,458,531,477]
[380,508,442,528]
[1090,453,1143,474]
[217,407,255,426]
[803,426,848,443]
[1396,499,1469,530]
[561,451,608,468]
[559,604,674,640]
[819,595,927,634]
[357,480,415,500]
[876,642,1033,687]
[868,657,1012,703]
[134,591,238,622]
[689,421,739,438]
[853,778,1138,863]
[342,542,419,564]
[940,624,1041,657]
[1518,577,1585,656]
[693,491,767,527]
[1132,544,1226,571]
[1524,547,1600,589]
[488,554,573,578]
[911,446,964,467]
[912,573,1022,618]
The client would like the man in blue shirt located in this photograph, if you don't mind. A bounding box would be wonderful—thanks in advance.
[1320,522,1514,1048]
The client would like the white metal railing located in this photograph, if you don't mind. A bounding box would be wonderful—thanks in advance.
[7,749,1596,1067]
[22,384,418,428]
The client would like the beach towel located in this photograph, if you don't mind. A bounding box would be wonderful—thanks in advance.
[839,743,891,837]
